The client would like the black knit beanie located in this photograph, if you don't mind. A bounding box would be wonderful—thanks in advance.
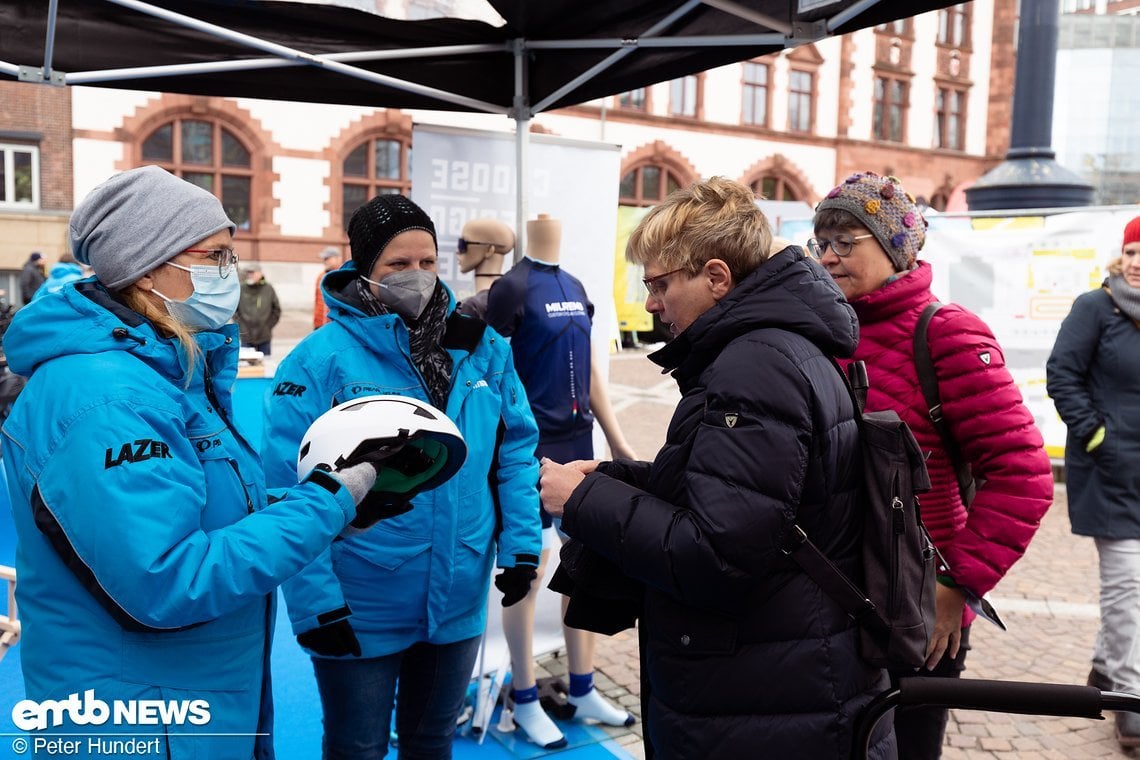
[348,194,437,277]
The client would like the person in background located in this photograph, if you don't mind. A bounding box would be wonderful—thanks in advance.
[540,177,894,759]
[811,171,1053,759]
[1046,215,1140,748]
[260,194,543,760]
[0,165,382,759]
[18,251,46,305]
[236,263,282,355]
[314,245,343,329]
[31,252,85,302]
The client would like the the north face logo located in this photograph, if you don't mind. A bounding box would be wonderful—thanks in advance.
[104,438,172,469]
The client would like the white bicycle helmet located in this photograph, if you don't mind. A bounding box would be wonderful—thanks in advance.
[297,395,467,498]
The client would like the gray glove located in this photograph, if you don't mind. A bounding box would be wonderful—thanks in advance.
[331,461,378,506]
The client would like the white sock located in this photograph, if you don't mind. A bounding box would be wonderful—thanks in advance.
[512,699,567,748]
[567,687,635,727]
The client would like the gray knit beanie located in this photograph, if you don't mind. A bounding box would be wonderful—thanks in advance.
[70,166,236,291]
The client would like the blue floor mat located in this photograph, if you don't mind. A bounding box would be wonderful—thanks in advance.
[0,589,632,759]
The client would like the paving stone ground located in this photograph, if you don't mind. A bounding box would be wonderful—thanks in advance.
[270,313,1132,759]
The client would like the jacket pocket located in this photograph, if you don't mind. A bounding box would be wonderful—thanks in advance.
[121,624,261,691]
[338,526,431,572]
[648,595,738,656]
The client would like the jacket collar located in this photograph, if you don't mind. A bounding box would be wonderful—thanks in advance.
[848,261,933,325]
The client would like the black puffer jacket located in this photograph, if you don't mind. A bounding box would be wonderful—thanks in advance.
[562,247,894,760]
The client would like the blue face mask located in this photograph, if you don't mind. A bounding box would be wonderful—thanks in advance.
[153,262,240,331]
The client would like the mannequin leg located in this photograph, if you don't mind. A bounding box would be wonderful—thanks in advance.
[557,533,636,728]
[501,539,566,748]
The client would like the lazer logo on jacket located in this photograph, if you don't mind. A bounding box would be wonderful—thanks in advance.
[544,300,586,317]
[104,439,172,469]
[274,381,306,397]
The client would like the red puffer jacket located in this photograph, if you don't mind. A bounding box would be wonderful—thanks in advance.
[839,262,1053,625]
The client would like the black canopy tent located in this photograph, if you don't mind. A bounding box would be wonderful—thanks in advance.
[0,0,963,252]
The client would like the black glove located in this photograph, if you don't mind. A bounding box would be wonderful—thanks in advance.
[296,618,362,657]
[495,564,538,607]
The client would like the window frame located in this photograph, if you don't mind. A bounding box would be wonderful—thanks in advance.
[619,163,686,207]
[873,74,909,143]
[0,142,40,210]
[340,135,413,233]
[741,61,771,127]
[668,74,703,119]
[138,117,255,233]
[934,86,967,151]
[787,68,815,134]
[937,4,972,49]
[617,88,650,112]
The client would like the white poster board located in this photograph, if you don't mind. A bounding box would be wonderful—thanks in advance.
[920,207,1138,459]
[410,124,622,350]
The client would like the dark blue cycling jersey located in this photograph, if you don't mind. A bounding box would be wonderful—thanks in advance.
[484,257,595,444]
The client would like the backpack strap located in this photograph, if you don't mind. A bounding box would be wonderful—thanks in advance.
[781,358,888,640]
[914,302,977,507]
[781,524,888,639]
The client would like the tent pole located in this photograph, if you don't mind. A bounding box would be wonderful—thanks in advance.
[43,0,59,82]
[97,0,507,113]
[827,0,884,33]
[65,44,506,84]
[532,0,703,113]
[513,39,530,263]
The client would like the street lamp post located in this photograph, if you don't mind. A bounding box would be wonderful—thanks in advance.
[965,0,1093,211]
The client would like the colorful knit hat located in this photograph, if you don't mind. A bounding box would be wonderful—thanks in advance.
[1122,216,1140,249]
[814,171,927,271]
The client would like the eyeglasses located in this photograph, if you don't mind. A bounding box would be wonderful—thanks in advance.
[642,267,687,298]
[183,247,239,278]
[457,239,496,254]
[806,233,874,259]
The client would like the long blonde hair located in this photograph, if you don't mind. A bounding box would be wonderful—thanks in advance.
[116,285,202,383]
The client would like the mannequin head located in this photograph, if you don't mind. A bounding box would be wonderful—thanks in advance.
[527,213,561,264]
[458,218,515,275]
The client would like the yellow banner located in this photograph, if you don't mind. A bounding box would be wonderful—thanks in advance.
[613,206,653,334]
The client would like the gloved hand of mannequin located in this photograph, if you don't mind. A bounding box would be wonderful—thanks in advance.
[296,618,362,657]
[494,564,538,607]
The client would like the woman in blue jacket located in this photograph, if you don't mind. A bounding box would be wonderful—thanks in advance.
[1047,215,1140,748]
[2,166,380,759]
[261,194,543,759]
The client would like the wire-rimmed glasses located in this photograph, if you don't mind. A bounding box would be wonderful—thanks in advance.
[184,247,240,278]
[642,267,686,298]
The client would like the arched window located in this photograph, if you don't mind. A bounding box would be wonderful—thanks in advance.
[750,174,801,201]
[140,118,253,231]
[619,164,685,207]
[341,136,412,232]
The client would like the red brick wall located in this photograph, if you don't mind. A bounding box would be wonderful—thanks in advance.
[0,81,73,210]
[985,0,1018,159]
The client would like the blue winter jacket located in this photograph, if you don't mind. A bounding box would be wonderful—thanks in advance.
[1,281,359,759]
[261,265,542,657]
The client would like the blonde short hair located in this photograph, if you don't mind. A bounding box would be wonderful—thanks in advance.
[626,177,773,283]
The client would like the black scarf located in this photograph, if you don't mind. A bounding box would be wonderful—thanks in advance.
[356,278,453,409]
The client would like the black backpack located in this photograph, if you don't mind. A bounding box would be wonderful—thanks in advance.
[784,360,938,669]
